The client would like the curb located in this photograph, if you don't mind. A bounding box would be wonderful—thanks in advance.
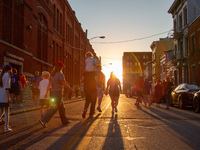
[10,98,85,116]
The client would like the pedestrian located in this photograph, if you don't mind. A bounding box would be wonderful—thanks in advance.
[134,75,144,106]
[96,65,105,112]
[0,65,12,132]
[74,84,80,98]
[80,82,84,98]
[154,80,163,107]
[143,78,152,107]
[81,52,97,120]
[19,73,26,103]
[10,68,23,108]
[0,65,3,75]
[105,71,121,116]
[39,71,51,117]
[32,71,43,105]
[163,77,174,109]
[39,61,73,128]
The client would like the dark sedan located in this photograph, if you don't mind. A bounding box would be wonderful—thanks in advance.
[193,90,200,113]
[170,83,200,109]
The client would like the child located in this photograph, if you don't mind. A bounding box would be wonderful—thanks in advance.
[0,65,12,132]
[85,51,96,72]
[39,71,50,117]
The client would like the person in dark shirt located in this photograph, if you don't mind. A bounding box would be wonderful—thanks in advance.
[163,77,174,109]
[32,71,43,105]
[143,79,152,107]
[10,68,22,108]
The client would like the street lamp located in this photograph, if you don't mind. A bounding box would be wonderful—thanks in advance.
[89,36,105,41]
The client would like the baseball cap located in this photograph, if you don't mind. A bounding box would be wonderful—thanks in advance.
[55,61,65,68]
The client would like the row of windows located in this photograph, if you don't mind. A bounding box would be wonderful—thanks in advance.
[126,55,149,60]
[126,62,146,66]
[174,7,187,32]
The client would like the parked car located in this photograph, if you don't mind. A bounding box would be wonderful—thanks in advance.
[170,83,200,109]
[193,90,200,113]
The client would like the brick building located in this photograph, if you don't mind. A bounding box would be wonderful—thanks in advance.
[188,16,200,86]
[122,52,152,93]
[0,0,98,86]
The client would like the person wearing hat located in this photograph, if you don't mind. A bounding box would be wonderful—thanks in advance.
[0,65,3,75]
[39,61,73,127]
[0,65,12,132]
[32,71,43,105]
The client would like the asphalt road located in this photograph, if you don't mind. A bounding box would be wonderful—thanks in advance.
[0,95,200,150]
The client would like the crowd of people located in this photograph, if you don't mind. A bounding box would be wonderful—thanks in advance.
[133,75,174,109]
[0,51,123,132]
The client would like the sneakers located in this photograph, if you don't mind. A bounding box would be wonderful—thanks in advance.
[97,106,102,112]
[114,106,118,112]
[39,119,46,128]
[89,116,94,120]
[4,127,12,132]
[82,110,87,118]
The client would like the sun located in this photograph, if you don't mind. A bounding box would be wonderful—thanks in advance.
[102,60,122,84]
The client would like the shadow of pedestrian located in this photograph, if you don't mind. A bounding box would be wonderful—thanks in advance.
[102,114,124,150]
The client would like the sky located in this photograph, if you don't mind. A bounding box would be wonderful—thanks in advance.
[68,0,175,82]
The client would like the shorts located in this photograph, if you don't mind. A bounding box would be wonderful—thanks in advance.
[10,86,20,95]
[39,99,50,105]
[32,88,40,95]
[0,103,9,108]
[97,87,103,99]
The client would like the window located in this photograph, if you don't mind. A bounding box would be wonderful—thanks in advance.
[53,5,55,28]
[191,35,195,54]
[143,55,145,59]
[185,37,188,56]
[60,13,62,34]
[135,62,137,66]
[57,9,59,31]
[127,56,129,59]
[127,62,129,66]
[130,62,132,66]
[179,13,182,30]
[184,7,187,26]
[174,19,177,32]
[143,62,146,66]
[198,29,200,51]
[146,55,148,59]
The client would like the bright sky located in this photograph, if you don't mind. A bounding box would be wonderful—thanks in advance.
[68,0,174,83]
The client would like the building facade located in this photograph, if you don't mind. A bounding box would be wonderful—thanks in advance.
[122,52,152,93]
[188,16,200,86]
[0,0,98,86]
[168,0,200,85]
[150,38,174,84]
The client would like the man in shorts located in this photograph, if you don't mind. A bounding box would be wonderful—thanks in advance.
[32,71,43,105]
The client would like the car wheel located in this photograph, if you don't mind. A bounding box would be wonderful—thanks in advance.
[193,97,200,113]
[179,97,185,109]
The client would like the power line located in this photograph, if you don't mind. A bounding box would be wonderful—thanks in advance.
[91,30,172,44]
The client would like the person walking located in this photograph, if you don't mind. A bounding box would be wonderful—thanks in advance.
[143,78,152,107]
[134,75,144,106]
[96,65,105,112]
[0,65,3,75]
[39,61,73,127]
[39,71,51,117]
[0,65,12,132]
[19,73,26,103]
[32,71,43,105]
[10,68,22,108]
[105,72,121,116]
[163,77,174,109]
[154,80,163,107]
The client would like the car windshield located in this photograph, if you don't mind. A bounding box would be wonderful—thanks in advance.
[186,84,200,90]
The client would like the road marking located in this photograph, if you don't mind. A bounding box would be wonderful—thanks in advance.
[62,101,111,150]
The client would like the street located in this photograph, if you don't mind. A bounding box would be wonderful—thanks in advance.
[0,95,200,150]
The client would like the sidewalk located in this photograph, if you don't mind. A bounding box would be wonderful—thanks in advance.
[10,97,84,116]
